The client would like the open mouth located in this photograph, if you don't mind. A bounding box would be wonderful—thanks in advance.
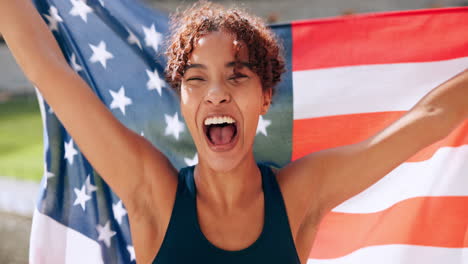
[203,116,238,146]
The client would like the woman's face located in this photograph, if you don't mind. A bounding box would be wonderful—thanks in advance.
[180,31,271,172]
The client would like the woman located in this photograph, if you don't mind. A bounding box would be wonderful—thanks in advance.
[1,1,467,263]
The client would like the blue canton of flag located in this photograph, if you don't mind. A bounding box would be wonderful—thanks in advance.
[29,0,293,263]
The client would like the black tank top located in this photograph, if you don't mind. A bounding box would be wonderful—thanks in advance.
[152,163,301,264]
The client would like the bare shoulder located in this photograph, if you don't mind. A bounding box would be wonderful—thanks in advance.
[274,157,328,239]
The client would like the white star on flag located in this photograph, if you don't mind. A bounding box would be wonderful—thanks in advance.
[165,112,185,140]
[89,41,114,69]
[46,171,55,180]
[126,26,142,49]
[35,86,46,118]
[35,87,55,114]
[142,23,163,53]
[140,131,145,137]
[70,53,83,72]
[44,6,63,32]
[256,115,272,136]
[64,139,78,165]
[44,162,55,179]
[73,185,91,211]
[127,245,136,261]
[96,221,116,248]
[85,175,98,194]
[99,0,104,6]
[146,69,165,96]
[112,200,128,225]
[69,0,93,23]
[43,162,55,188]
[109,86,132,115]
[184,153,198,166]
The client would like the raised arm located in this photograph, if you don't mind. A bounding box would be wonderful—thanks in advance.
[0,0,177,212]
[279,69,468,221]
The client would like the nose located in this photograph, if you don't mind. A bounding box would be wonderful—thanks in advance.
[205,83,231,105]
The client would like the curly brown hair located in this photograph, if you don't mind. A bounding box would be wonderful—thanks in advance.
[165,0,285,97]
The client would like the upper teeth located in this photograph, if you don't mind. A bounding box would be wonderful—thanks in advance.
[204,116,236,125]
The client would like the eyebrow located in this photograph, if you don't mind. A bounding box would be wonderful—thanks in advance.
[184,61,252,71]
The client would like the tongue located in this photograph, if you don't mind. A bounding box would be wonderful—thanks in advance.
[209,124,235,145]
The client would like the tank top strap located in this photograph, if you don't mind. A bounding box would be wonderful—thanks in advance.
[257,163,298,247]
[180,165,196,197]
[152,166,200,262]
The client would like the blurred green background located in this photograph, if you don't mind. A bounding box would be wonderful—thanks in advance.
[0,95,42,182]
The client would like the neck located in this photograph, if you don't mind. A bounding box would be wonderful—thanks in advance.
[194,154,262,212]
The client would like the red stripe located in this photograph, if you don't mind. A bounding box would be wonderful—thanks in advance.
[292,7,468,71]
[292,112,468,162]
[310,196,468,259]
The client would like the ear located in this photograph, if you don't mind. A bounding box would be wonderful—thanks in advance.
[260,88,272,115]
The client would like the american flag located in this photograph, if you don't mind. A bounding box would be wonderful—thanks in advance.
[29,0,468,263]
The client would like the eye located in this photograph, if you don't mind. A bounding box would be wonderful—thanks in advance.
[186,77,205,82]
[228,74,248,81]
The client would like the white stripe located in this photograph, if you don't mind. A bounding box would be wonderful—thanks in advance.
[332,145,468,214]
[29,209,103,264]
[307,244,468,264]
[293,57,468,120]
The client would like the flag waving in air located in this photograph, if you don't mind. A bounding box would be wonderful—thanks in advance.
[290,9,468,263]
[29,0,468,263]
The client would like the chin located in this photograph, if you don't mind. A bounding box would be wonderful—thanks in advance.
[199,150,248,173]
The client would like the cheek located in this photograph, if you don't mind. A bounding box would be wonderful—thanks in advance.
[180,87,201,135]
[236,84,264,114]
[181,85,205,106]
[234,87,263,134]
[181,86,190,105]
[180,88,193,124]
[180,86,201,117]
